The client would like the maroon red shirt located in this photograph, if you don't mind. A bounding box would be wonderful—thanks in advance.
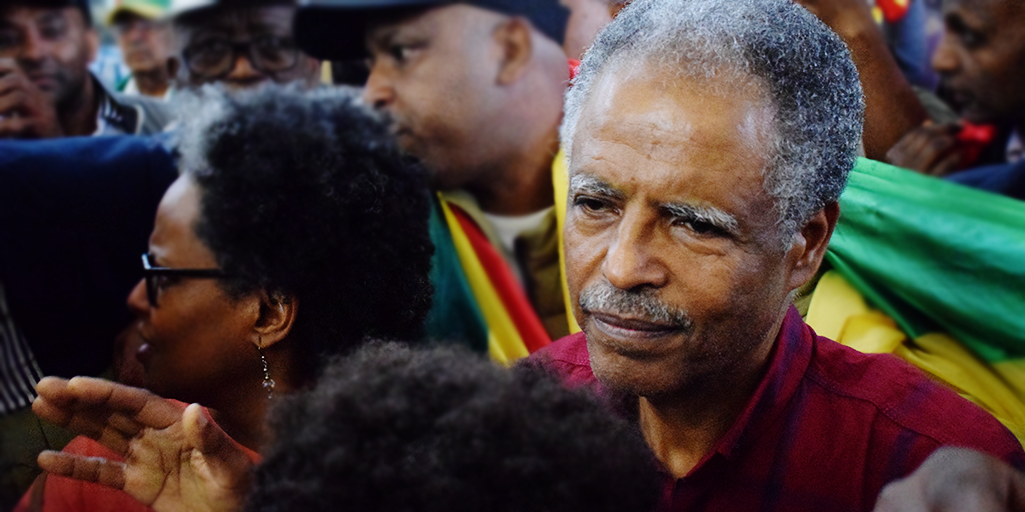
[531,307,1025,512]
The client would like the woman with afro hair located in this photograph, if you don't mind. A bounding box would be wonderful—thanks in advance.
[19,84,435,512]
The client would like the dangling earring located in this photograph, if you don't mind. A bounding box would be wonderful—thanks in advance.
[258,339,275,400]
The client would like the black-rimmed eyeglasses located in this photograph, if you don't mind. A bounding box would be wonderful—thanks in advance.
[181,35,301,80]
[141,253,228,308]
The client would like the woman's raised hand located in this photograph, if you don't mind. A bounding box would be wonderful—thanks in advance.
[32,377,255,512]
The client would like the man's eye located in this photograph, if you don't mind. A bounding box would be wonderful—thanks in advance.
[573,195,612,214]
[156,275,181,290]
[959,30,984,48]
[673,218,726,238]
[389,44,421,63]
[38,21,67,40]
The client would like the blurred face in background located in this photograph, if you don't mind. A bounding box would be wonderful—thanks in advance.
[362,5,511,190]
[113,12,173,75]
[932,0,1025,125]
[560,0,613,59]
[0,6,97,107]
[173,5,320,90]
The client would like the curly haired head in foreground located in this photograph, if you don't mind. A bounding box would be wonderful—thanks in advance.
[247,342,660,512]
[176,85,434,374]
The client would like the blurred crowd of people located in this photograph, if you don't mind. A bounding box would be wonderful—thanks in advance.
[1,0,1024,511]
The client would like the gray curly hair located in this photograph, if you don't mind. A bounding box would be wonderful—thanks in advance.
[562,0,864,240]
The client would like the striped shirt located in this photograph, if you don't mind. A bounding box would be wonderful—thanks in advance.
[0,282,43,415]
[533,306,1025,512]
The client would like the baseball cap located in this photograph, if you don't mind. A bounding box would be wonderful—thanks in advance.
[0,0,93,25]
[166,0,296,19]
[106,0,170,25]
[294,0,570,61]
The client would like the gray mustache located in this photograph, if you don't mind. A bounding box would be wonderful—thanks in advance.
[579,283,692,329]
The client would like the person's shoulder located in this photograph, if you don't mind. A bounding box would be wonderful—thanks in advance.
[946,160,1025,200]
[111,92,176,136]
[526,332,595,387]
[805,336,1023,459]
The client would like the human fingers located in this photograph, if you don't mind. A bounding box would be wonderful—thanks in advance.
[873,479,929,512]
[887,128,957,172]
[36,378,151,455]
[0,57,17,73]
[66,377,180,428]
[0,89,29,114]
[185,404,251,470]
[184,404,254,498]
[925,150,964,178]
[37,450,128,491]
[0,70,32,98]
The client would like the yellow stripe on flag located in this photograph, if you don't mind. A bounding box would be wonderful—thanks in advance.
[552,148,582,334]
[439,195,530,365]
[807,271,1025,445]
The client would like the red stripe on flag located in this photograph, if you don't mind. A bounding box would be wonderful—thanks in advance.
[448,205,552,353]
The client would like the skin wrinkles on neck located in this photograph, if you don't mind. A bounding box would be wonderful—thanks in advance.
[638,316,781,479]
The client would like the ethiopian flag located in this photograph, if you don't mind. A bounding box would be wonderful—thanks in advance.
[807,158,1025,442]
[424,194,551,365]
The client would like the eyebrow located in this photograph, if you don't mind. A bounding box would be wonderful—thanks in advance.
[569,173,624,200]
[662,202,740,235]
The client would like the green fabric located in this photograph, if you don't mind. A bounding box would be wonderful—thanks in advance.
[827,158,1025,363]
[423,198,490,353]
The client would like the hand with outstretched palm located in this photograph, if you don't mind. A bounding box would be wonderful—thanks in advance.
[33,376,255,512]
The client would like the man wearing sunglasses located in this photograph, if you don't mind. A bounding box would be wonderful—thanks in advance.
[169,0,321,90]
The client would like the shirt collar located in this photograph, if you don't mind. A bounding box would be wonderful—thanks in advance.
[710,306,813,462]
[92,75,140,136]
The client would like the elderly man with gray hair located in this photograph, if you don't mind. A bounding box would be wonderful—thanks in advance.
[539,0,1025,510]
[18,0,1025,511]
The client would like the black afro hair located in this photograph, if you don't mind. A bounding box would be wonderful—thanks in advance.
[178,85,434,374]
[247,342,660,512]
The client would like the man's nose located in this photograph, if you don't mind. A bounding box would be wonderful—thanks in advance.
[127,278,150,316]
[225,53,265,87]
[18,28,47,63]
[362,64,395,110]
[931,35,959,76]
[601,213,669,291]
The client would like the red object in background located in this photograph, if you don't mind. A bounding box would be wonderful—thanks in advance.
[877,0,911,23]
[956,121,998,168]
[568,59,581,81]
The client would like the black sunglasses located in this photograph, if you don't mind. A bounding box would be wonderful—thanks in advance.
[181,35,301,80]
[141,253,229,308]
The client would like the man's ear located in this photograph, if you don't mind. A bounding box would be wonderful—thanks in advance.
[251,291,299,350]
[494,17,534,85]
[786,201,839,290]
